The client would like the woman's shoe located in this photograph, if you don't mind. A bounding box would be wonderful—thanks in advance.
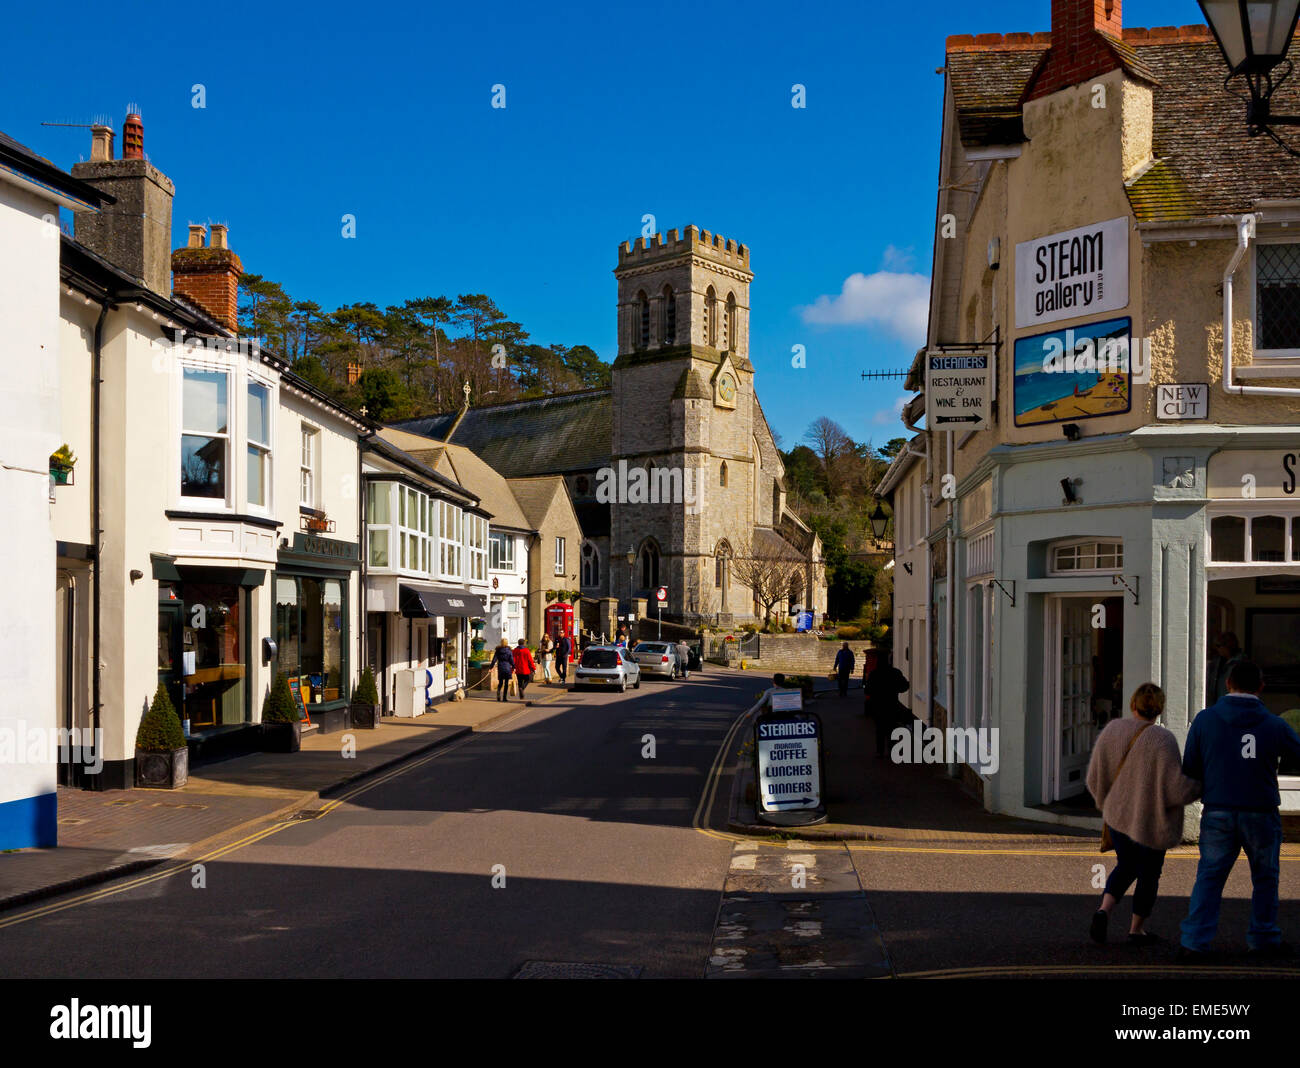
[1089,909,1108,944]
[1127,931,1163,946]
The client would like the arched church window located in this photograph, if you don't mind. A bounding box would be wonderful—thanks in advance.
[720,461,728,488]
[637,291,650,350]
[638,540,660,591]
[581,540,600,588]
[662,285,676,345]
[724,292,736,351]
[705,287,717,346]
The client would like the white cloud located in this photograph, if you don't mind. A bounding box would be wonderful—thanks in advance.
[872,396,906,426]
[799,267,930,341]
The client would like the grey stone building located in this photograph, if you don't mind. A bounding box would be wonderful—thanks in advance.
[394,225,825,629]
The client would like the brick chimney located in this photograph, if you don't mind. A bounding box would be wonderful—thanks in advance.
[1025,0,1126,101]
[172,224,243,331]
[71,112,175,295]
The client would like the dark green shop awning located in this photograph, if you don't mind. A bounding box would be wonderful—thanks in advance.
[399,585,486,619]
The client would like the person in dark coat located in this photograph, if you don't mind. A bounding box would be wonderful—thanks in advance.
[555,633,572,684]
[833,642,855,698]
[1206,632,1244,704]
[490,639,515,702]
[864,651,910,758]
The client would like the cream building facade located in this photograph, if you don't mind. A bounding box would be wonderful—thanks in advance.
[899,0,1300,825]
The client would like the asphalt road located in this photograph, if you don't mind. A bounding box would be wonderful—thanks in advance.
[0,671,758,979]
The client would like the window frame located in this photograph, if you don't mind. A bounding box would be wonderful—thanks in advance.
[246,379,273,512]
[179,365,232,508]
[1253,237,1300,359]
[1046,537,1124,576]
[489,531,515,571]
[300,424,320,509]
[555,536,566,576]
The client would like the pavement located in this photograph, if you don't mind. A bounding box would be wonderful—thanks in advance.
[0,682,570,913]
[721,680,1300,978]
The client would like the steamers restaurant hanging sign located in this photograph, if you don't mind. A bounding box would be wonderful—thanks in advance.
[1015,217,1130,329]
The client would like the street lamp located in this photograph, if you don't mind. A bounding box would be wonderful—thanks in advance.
[1200,0,1300,142]
[868,501,889,542]
[625,547,636,630]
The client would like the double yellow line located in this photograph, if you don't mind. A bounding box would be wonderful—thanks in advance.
[0,706,535,931]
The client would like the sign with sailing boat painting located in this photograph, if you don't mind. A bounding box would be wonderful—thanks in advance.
[1012,317,1132,428]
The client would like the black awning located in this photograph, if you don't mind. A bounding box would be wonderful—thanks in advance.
[399,585,487,619]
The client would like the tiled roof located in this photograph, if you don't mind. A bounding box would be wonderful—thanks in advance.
[945,30,1300,220]
[391,390,613,477]
[506,476,564,529]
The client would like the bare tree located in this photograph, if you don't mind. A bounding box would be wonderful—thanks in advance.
[729,533,808,624]
[804,416,854,497]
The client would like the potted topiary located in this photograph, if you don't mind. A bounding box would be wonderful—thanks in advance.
[135,683,189,788]
[261,672,303,752]
[351,666,381,730]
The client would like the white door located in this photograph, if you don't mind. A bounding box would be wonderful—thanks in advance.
[1047,596,1099,801]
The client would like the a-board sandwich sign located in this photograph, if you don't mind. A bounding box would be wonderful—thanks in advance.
[754,693,826,827]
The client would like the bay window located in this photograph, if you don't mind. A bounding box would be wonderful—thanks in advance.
[181,369,229,500]
[439,500,463,579]
[367,482,391,567]
[468,515,488,582]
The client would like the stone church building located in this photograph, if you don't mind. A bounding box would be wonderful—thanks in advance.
[394,225,826,631]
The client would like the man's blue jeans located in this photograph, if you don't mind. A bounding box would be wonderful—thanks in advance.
[1180,808,1283,952]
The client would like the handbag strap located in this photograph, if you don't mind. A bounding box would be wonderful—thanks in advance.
[1113,721,1153,786]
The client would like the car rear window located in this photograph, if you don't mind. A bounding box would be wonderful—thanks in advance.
[637,643,668,653]
[581,649,619,668]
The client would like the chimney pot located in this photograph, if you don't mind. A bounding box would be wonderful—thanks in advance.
[188,224,207,248]
[90,125,114,162]
[122,113,144,160]
[210,224,228,250]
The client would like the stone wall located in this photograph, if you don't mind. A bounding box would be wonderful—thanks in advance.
[739,636,878,675]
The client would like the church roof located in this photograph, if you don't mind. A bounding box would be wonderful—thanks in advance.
[391,389,613,478]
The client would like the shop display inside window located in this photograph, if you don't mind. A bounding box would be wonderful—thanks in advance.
[180,582,245,730]
[275,575,346,705]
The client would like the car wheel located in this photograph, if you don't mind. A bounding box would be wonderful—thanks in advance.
[634,675,641,689]
[618,679,627,693]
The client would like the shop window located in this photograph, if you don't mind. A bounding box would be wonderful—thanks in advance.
[1253,515,1287,562]
[1050,539,1123,574]
[274,575,346,705]
[1257,242,1300,352]
[1211,516,1246,561]
[181,582,245,729]
[180,369,228,500]
[246,382,271,509]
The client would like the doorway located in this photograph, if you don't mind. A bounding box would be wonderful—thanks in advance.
[1044,595,1125,801]
[366,613,387,714]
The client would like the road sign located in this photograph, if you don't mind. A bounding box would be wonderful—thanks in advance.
[655,586,667,603]
[754,708,826,827]
[926,352,991,431]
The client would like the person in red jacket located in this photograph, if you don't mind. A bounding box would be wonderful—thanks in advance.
[512,639,537,701]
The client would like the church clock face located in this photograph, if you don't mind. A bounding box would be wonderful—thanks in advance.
[717,372,736,405]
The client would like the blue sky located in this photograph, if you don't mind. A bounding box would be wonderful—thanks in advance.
[3,0,1205,451]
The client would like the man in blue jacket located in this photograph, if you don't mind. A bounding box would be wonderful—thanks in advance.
[1178,660,1300,959]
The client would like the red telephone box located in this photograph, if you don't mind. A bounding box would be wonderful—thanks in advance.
[545,602,575,661]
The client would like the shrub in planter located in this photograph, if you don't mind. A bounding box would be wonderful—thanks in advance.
[837,625,863,641]
[261,672,303,752]
[351,666,381,730]
[135,683,189,789]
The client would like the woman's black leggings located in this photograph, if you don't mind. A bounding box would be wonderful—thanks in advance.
[1104,827,1167,918]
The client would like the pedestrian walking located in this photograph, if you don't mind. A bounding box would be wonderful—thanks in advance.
[490,639,515,702]
[833,642,854,699]
[1177,660,1300,960]
[864,651,909,758]
[556,633,572,684]
[513,638,537,701]
[1206,632,1244,703]
[1085,682,1201,946]
[674,639,691,680]
[538,635,554,684]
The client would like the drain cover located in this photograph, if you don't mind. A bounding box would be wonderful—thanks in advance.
[513,961,643,979]
[288,809,325,821]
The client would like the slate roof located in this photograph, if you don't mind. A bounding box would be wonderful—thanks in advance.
[506,476,564,530]
[391,389,613,478]
[0,130,112,208]
[946,32,1300,221]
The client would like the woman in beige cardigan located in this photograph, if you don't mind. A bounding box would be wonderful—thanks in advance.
[1085,683,1202,944]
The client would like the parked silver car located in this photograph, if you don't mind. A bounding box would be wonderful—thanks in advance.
[574,645,642,692]
[631,641,679,678]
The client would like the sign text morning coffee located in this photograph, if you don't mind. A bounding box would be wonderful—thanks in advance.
[1015,217,1130,329]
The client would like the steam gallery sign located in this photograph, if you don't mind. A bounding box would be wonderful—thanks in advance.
[1015,217,1129,329]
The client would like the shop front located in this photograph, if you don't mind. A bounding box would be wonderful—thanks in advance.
[154,557,265,744]
[271,533,358,734]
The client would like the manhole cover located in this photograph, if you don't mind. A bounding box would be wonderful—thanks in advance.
[513,961,643,979]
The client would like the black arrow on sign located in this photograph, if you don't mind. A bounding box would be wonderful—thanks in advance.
[934,415,982,424]
[767,798,816,807]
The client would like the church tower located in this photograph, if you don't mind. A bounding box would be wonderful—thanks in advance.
[609,225,757,622]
